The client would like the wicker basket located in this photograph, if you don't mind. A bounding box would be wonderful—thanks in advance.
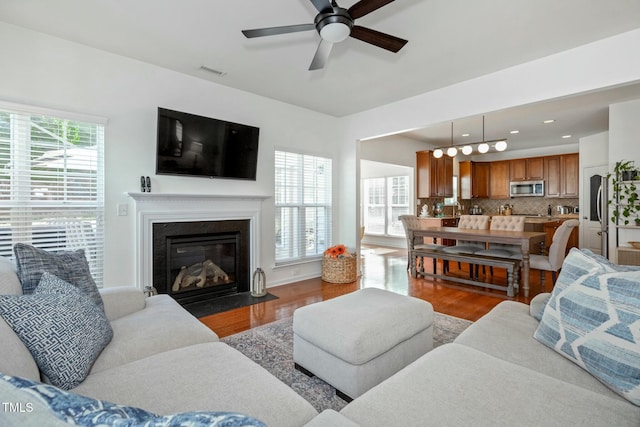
[322,255,357,283]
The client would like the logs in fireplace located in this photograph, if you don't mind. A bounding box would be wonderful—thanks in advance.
[152,219,250,305]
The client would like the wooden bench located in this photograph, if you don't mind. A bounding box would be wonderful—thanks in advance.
[410,248,521,297]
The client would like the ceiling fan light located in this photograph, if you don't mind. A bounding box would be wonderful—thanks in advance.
[478,143,489,154]
[447,147,457,157]
[495,140,507,151]
[461,145,473,155]
[433,148,444,158]
[320,22,350,43]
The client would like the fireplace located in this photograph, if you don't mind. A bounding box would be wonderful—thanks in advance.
[152,219,250,304]
[127,192,267,301]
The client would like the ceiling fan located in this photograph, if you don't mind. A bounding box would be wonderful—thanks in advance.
[242,0,408,70]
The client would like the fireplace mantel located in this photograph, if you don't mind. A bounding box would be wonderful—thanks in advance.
[127,192,269,290]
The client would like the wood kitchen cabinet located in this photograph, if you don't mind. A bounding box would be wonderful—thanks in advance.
[416,151,453,198]
[489,161,510,199]
[459,161,489,199]
[510,157,544,181]
[545,153,579,198]
[545,156,561,197]
[560,153,579,197]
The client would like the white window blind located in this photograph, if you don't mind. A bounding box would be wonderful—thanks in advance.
[0,104,105,285]
[275,150,332,264]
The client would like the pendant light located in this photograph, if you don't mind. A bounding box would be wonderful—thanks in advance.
[430,115,507,157]
[446,122,457,157]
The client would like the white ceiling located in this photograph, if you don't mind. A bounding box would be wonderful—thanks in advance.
[2,0,640,151]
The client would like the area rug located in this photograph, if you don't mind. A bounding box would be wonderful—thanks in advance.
[221,312,472,413]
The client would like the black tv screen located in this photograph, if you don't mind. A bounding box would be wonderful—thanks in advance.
[156,107,259,180]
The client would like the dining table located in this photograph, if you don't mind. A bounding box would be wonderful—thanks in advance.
[408,226,547,297]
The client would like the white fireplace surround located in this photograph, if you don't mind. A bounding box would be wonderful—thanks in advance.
[127,192,269,290]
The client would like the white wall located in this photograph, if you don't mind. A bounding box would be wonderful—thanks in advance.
[338,28,640,251]
[0,22,340,287]
[609,99,640,261]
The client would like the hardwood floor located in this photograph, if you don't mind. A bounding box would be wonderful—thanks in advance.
[199,246,547,338]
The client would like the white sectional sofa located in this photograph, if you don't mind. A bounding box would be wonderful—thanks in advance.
[0,256,318,426]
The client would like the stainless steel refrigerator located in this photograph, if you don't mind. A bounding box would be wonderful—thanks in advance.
[592,175,609,258]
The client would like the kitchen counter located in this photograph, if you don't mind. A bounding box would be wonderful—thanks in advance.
[483,214,579,223]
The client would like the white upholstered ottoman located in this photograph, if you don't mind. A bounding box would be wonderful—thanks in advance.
[293,288,433,400]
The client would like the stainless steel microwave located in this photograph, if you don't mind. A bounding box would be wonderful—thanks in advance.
[509,180,544,197]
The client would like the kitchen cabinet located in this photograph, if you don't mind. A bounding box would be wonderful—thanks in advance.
[545,156,561,197]
[416,151,430,198]
[545,154,579,198]
[543,218,579,255]
[560,153,579,197]
[459,161,489,199]
[416,151,453,198]
[489,161,510,199]
[509,157,544,181]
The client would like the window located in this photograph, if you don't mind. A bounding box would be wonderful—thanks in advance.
[275,150,332,264]
[0,103,105,285]
[362,176,410,237]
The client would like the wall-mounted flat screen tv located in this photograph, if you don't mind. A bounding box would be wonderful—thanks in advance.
[156,107,259,180]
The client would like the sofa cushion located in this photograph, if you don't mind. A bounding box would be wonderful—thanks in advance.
[454,300,624,400]
[1,373,266,426]
[90,294,218,374]
[0,273,113,390]
[73,342,319,427]
[13,243,104,311]
[534,249,640,406]
[340,343,640,426]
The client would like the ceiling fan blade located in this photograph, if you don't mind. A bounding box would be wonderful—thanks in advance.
[242,23,315,38]
[350,25,407,52]
[309,39,333,71]
[309,0,334,13]
[348,0,394,19]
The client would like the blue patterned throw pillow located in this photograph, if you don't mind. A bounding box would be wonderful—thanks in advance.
[13,243,104,311]
[531,248,640,321]
[0,273,113,390]
[534,249,640,405]
[1,373,266,426]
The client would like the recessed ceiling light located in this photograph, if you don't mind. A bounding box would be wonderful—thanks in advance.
[461,133,470,137]
[543,119,555,124]
[510,130,519,134]
[562,135,572,139]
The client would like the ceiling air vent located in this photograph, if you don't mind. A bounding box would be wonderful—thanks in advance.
[199,66,227,77]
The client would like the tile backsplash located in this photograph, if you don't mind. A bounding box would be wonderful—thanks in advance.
[419,197,579,217]
[471,197,579,216]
